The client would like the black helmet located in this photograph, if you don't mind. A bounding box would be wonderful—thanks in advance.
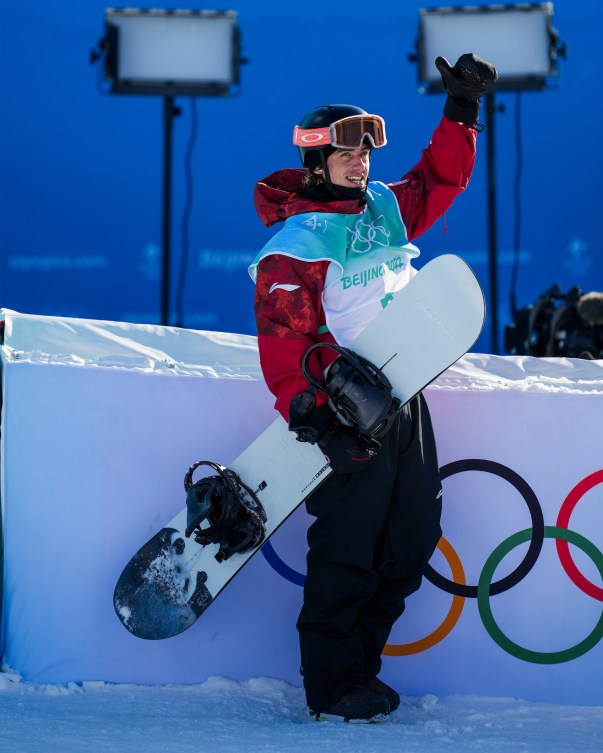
[296,104,369,169]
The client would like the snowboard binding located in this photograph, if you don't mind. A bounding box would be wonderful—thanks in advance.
[184,461,267,563]
[301,342,401,439]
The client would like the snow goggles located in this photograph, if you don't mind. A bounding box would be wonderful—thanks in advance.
[293,114,387,150]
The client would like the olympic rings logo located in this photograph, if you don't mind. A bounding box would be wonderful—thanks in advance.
[260,460,603,665]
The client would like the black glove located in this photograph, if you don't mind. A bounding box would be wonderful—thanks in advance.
[289,398,376,474]
[317,422,376,474]
[436,53,498,126]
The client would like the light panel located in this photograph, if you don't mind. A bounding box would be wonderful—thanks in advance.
[417,3,558,93]
[104,8,240,96]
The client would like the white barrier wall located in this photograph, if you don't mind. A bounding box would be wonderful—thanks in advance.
[1,310,603,705]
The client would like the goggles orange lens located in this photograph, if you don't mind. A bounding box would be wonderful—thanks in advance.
[330,115,387,149]
[293,114,387,149]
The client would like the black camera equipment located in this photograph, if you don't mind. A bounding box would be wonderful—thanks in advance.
[505,285,603,359]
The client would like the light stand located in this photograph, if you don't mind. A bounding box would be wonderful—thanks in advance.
[413,3,563,353]
[100,8,243,326]
[162,95,176,327]
[485,93,499,353]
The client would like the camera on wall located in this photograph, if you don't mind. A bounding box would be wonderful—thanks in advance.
[505,285,603,360]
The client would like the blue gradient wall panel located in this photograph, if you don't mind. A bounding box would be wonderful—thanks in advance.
[1,1,600,351]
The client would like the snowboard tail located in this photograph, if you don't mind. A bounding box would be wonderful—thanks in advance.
[114,528,212,640]
[114,255,485,640]
[114,447,331,640]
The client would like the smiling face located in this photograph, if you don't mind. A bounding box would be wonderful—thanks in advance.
[317,144,371,190]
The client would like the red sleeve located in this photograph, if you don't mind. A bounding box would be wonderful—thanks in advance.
[254,254,332,421]
[388,116,477,241]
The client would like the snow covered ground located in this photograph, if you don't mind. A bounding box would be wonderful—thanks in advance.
[1,667,602,753]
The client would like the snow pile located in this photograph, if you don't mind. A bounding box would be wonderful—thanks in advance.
[1,667,602,753]
[0,309,263,378]
[430,353,603,394]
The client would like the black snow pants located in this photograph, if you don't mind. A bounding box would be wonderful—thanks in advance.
[297,393,442,712]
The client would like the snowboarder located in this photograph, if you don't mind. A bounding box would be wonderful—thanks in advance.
[250,53,497,722]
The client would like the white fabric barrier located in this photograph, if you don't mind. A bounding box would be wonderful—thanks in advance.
[1,309,603,705]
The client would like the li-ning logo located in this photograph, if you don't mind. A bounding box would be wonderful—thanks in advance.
[269,283,300,294]
[347,215,391,254]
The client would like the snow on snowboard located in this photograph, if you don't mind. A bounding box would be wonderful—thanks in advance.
[114,254,485,640]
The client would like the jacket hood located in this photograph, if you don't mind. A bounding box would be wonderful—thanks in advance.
[254,168,365,227]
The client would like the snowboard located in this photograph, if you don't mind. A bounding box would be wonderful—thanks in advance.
[114,254,485,640]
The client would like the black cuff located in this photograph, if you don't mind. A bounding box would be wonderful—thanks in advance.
[289,402,334,444]
[443,95,480,126]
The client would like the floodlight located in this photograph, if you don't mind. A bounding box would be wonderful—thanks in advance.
[96,8,244,326]
[412,3,565,353]
[104,8,241,96]
[416,3,560,94]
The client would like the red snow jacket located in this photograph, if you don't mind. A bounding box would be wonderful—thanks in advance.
[253,116,477,422]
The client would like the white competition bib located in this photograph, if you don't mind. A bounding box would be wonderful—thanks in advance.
[322,217,418,346]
